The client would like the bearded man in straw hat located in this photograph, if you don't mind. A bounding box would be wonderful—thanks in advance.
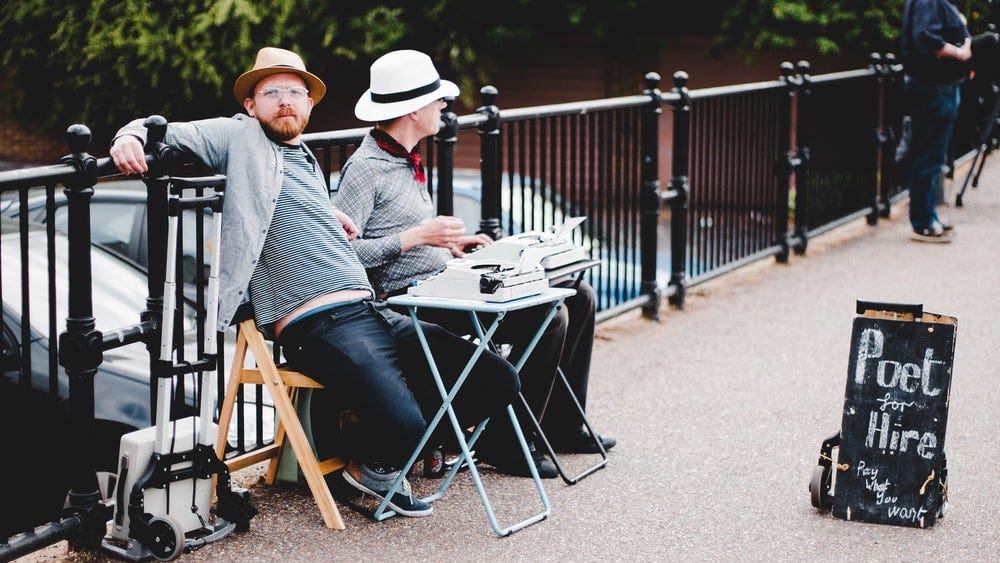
[109,47,520,517]
[334,50,616,480]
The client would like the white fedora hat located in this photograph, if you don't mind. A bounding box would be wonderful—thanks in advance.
[354,50,459,122]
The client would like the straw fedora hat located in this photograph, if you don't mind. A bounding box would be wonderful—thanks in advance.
[232,47,327,104]
[354,50,459,122]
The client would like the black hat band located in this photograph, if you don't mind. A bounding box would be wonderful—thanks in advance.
[370,79,441,103]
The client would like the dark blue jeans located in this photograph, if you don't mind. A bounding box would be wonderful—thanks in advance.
[905,77,961,230]
[279,300,520,468]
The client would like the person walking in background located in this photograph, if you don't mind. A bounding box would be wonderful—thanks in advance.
[334,49,615,480]
[901,0,972,242]
[108,47,521,517]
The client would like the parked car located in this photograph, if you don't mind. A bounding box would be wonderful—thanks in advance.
[0,221,272,506]
[329,166,668,305]
[0,180,274,443]
[0,180,214,286]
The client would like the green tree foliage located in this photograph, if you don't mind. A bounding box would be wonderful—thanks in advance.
[0,0,722,146]
[0,1,411,143]
[8,0,994,148]
[716,0,996,63]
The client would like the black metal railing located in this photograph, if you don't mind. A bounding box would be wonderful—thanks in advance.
[2,59,990,557]
[470,89,654,315]
[800,69,880,236]
[685,76,788,282]
[1,127,139,555]
[869,53,908,220]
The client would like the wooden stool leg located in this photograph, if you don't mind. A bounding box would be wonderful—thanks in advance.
[216,320,346,530]
[215,328,249,461]
[244,325,346,530]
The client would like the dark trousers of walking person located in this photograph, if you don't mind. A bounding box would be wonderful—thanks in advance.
[906,77,961,230]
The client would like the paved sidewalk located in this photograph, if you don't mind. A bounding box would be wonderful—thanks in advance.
[25,157,1000,561]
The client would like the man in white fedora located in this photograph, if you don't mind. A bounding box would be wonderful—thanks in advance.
[336,49,616,480]
[109,46,521,517]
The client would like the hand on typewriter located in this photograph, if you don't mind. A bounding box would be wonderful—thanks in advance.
[401,215,467,251]
[451,233,495,257]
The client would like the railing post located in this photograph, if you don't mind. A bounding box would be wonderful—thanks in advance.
[876,52,905,218]
[57,124,110,550]
[639,72,665,320]
[666,71,690,310]
[791,60,812,255]
[477,85,504,240]
[870,52,891,224]
[140,116,174,424]
[885,53,905,216]
[774,61,799,263]
[435,100,458,217]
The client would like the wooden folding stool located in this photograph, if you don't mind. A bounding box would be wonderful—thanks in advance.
[215,319,346,530]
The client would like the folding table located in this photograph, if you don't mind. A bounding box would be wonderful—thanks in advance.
[522,259,609,484]
[381,287,576,536]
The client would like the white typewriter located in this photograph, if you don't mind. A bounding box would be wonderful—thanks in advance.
[407,257,549,302]
[467,216,589,271]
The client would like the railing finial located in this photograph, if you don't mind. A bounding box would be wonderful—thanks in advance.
[644,72,661,90]
[672,71,689,90]
[780,61,795,82]
[65,124,91,155]
[479,85,498,107]
[145,115,167,145]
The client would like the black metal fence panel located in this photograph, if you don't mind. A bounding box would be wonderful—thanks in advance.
[801,72,880,232]
[493,105,646,312]
[686,83,786,283]
[878,60,909,208]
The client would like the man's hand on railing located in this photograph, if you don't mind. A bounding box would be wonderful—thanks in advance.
[109,135,148,175]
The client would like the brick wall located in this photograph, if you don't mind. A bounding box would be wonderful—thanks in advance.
[0,115,66,165]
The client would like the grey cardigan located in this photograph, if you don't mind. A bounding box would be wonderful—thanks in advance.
[114,114,331,332]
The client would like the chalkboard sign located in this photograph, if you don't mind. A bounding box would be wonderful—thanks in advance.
[831,302,957,528]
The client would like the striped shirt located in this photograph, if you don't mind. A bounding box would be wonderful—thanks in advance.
[248,144,372,332]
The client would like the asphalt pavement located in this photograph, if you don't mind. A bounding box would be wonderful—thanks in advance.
[21,155,1000,561]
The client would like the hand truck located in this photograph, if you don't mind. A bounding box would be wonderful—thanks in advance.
[102,175,255,561]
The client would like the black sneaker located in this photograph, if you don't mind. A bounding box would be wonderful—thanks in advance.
[342,460,433,517]
[911,224,953,243]
[548,428,617,454]
[478,445,558,479]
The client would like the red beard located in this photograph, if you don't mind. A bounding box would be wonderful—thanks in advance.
[259,108,308,141]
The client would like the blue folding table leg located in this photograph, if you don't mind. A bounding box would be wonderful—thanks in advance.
[372,308,552,536]
[469,298,607,484]
[517,366,609,484]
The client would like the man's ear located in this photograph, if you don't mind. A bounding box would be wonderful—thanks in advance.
[243,98,255,117]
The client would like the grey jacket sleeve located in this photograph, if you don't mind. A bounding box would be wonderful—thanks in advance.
[113,115,244,171]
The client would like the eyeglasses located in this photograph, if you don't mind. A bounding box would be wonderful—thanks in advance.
[256,86,310,101]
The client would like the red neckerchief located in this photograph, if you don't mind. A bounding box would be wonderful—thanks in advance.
[371,128,426,184]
